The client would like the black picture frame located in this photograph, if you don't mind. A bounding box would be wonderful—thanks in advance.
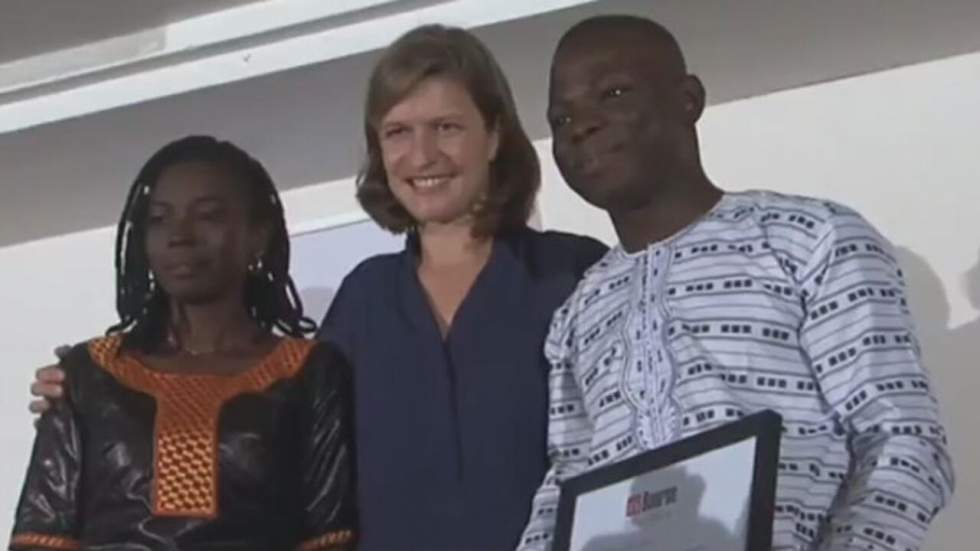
[552,409,783,551]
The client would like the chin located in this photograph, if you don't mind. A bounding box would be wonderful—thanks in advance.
[569,169,649,212]
[569,181,619,210]
[410,206,473,227]
[163,283,226,306]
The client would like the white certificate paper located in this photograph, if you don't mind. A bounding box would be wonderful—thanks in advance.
[569,438,755,551]
[553,410,781,551]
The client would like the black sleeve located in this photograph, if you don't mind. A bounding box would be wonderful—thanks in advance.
[10,347,86,550]
[295,343,358,551]
[573,235,609,276]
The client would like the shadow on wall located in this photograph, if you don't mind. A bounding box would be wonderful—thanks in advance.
[894,246,980,550]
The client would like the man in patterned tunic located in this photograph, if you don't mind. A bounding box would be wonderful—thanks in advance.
[518,15,954,551]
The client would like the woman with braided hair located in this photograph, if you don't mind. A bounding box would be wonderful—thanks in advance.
[10,136,357,551]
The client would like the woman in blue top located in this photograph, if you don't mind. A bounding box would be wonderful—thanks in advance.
[30,25,607,551]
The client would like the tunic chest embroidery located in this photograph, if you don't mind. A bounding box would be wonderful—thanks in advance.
[88,335,315,518]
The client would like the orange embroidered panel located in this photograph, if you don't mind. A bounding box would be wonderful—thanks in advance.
[298,529,355,551]
[10,533,81,550]
[88,335,316,518]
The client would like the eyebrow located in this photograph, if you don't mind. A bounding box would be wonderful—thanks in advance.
[382,111,467,125]
[148,195,228,208]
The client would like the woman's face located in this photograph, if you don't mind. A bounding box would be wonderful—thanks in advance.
[378,77,500,229]
[144,161,267,305]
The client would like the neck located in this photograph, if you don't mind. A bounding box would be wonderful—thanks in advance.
[610,167,722,253]
[167,291,259,354]
[417,221,493,269]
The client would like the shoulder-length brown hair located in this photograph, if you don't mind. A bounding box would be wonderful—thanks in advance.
[356,24,540,237]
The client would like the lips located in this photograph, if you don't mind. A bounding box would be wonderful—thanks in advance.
[407,175,454,193]
[576,144,622,174]
[164,258,209,278]
[580,151,602,169]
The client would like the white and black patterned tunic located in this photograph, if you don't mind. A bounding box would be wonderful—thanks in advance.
[519,191,954,551]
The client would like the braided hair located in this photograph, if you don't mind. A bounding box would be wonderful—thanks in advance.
[108,135,315,350]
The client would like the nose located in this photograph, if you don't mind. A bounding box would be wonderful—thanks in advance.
[407,128,439,168]
[566,103,604,144]
[569,110,603,144]
[166,214,195,247]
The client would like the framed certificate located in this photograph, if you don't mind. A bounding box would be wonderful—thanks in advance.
[553,410,782,551]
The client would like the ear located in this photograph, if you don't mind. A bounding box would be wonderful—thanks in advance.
[248,221,273,263]
[679,74,706,123]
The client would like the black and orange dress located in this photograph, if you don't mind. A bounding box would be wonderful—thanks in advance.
[10,335,357,551]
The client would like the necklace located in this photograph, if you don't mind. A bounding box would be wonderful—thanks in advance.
[165,327,264,356]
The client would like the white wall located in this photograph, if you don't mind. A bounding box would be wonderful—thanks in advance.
[537,51,980,551]
[1,50,976,549]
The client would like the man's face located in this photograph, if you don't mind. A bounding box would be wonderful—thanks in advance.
[547,38,687,212]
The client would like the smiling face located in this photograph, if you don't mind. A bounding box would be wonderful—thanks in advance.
[377,76,500,229]
[143,161,268,305]
[547,30,695,212]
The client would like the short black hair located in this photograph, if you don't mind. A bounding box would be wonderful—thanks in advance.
[557,15,687,72]
[109,135,314,350]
